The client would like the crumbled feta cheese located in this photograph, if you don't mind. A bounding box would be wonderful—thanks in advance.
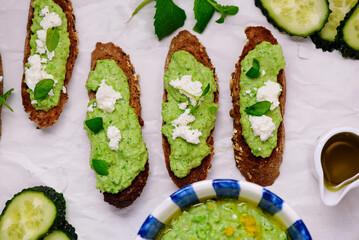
[40,6,49,16]
[244,90,253,97]
[0,76,3,83]
[258,148,261,151]
[178,102,188,110]
[62,86,67,94]
[262,70,266,76]
[87,102,97,112]
[249,115,275,141]
[40,11,62,30]
[25,54,54,91]
[169,75,202,106]
[171,109,202,144]
[107,126,121,151]
[31,100,38,105]
[47,50,55,60]
[48,89,54,96]
[40,58,47,63]
[96,79,122,112]
[256,80,282,110]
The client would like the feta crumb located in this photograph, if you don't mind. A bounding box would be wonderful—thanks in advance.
[249,115,275,141]
[178,102,188,110]
[48,89,54,96]
[171,109,202,144]
[40,11,62,30]
[256,80,282,110]
[107,126,121,151]
[31,100,38,105]
[87,102,97,112]
[47,50,55,60]
[25,54,54,91]
[62,86,67,94]
[262,70,266,76]
[0,76,3,83]
[244,90,251,95]
[258,148,261,151]
[40,58,47,63]
[40,6,49,16]
[169,75,202,106]
[96,79,122,113]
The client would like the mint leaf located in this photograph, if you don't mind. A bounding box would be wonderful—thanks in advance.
[193,0,215,33]
[207,0,238,24]
[200,83,210,97]
[85,117,103,133]
[0,88,14,112]
[128,0,154,22]
[154,0,186,40]
[190,83,210,114]
[92,159,109,176]
[34,79,54,100]
[46,27,60,52]
[245,101,271,116]
[246,58,260,78]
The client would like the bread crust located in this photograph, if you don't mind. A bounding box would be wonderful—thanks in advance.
[162,30,219,188]
[22,0,78,128]
[88,42,149,208]
[229,26,286,186]
[0,54,3,137]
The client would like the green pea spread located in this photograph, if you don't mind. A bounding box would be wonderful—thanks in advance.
[26,0,70,111]
[240,42,285,158]
[162,51,218,178]
[157,198,288,240]
[85,59,148,194]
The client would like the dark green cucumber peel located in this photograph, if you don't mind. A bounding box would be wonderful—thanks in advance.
[0,186,66,240]
[42,221,78,240]
[336,2,359,59]
[255,0,330,37]
[311,31,337,52]
[311,0,358,52]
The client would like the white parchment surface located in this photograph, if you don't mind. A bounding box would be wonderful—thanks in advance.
[0,0,359,239]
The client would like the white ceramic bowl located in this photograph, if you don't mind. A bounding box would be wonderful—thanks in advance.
[313,127,359,206]
[136,179,311,240]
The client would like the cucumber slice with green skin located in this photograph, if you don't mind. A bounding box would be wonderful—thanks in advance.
[312,0,358,52]
[255,0,330,37]
[0,186,66,240]
[337,2,359,59]
[42,221,77,240]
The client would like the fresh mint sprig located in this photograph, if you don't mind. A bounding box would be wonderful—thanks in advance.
[244,101,271,116]
[0,88,14,112]
[129,0,239,39]
[34,79,54,100]
[46,27,60,52]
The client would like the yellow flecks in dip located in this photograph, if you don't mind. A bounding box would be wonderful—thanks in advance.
[240,214,259,237]
[224,227,235,236]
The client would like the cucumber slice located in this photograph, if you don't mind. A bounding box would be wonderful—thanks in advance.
[337,2,359,58]
[0,186,66,240]
[312,0,358,51]
[43,221,77,240]
[255,0,330,37]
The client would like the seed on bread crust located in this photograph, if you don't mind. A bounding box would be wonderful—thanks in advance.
[230,26,286,186]
[162,30,219,188]
[21,0,79,128]
[88,42,149,208]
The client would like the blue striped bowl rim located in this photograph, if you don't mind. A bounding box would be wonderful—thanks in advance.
[136,179,311,240]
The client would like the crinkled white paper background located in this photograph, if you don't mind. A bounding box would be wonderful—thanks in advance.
[1,0,359,239]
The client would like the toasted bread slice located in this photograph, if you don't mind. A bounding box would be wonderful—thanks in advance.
[162,30,219,188]
[230,26,286,186]
[0,54,3,137]
[88,42,149,208]
[22,0,78,128]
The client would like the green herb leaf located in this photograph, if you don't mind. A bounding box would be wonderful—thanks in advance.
[206,0,239,24]
[190,83,210,114]
[128,0,154,22]
[200,83,210,97]
[245,101,271,116]
[246,59,260,78]
[85,117,103,133]
[92,159,109,176]
[46,27,60,52]
[193,0,215,33]
[0,88,14,112]
[154,0,186,40]
[34,79,54,100]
